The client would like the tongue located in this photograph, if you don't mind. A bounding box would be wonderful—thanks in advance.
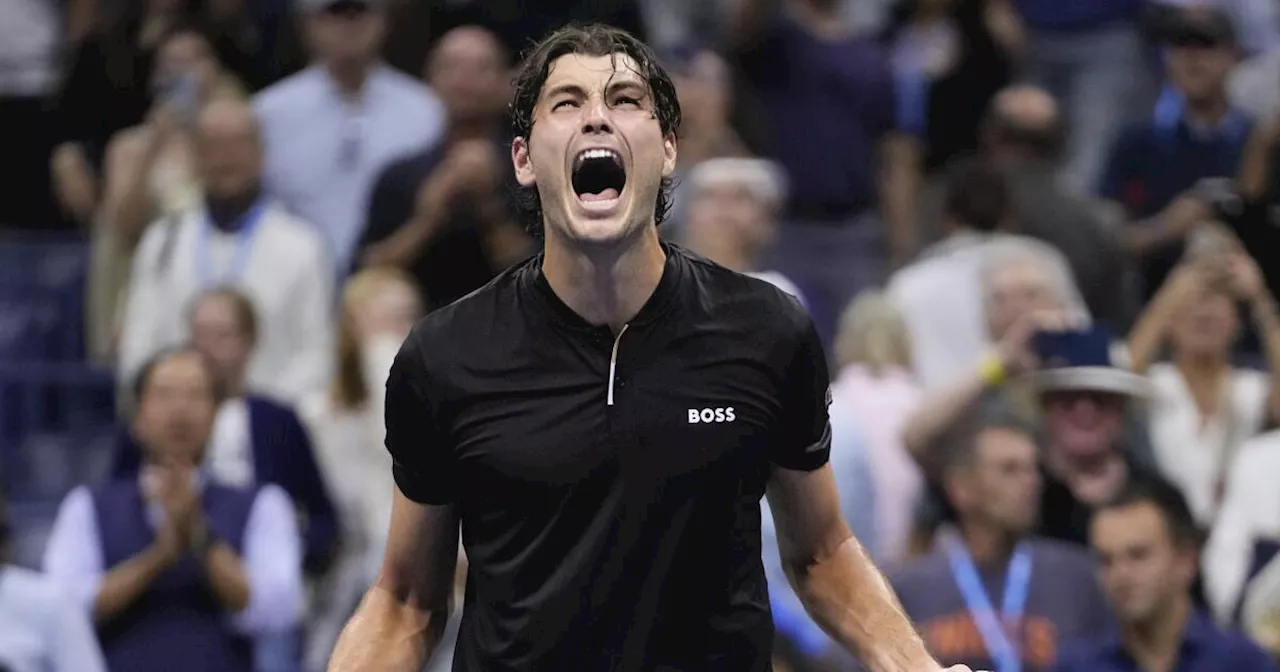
[579,188,620,202]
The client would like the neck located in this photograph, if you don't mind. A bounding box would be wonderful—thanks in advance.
[542,228,667,332]
[959,520,1019,568]
[205,188,261,232]
[326,61,370,99]
[1175,351,1229,380]
[1124,595,1192,670]
[223,374,246,399]
[1185,96,1229,127]
[791,0,846,36]
[1046,443,1118,478]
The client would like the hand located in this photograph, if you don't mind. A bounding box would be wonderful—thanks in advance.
[146,103,180,145]
[1157,193,1212,240]
[1227,252,1265,301]
[995,308,1085,375]
[160,466,200,543]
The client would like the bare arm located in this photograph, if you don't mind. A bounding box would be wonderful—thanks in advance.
[199,535,252,613]
[100,123,170,245]
[766,465,939,672]
[1238,117,1279,201]
[1126,264,1201,374]
[880,133,922,268]
[327,489,459,672]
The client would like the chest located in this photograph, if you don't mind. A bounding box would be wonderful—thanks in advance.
[445,327,785,499]
[1122,135,1245,215]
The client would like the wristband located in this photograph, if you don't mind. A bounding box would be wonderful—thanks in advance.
[979,352,1007,387]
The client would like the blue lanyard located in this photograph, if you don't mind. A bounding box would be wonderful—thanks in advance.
[946,539,1033,672]
[195,201,267,288]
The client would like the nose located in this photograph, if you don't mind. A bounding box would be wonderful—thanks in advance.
[580,96,613,135]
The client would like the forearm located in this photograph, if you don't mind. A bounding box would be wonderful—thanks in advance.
[1238,122,1276,200]
[1126,287,1179,373]
[202,542,252,613]
[92,545,170,623]
[901,365,992,476]
[1122,218,1182,257]
[880,135,921,266]
[790,536,935,672]
[1250,294,1280,421]
[327,584,448,672]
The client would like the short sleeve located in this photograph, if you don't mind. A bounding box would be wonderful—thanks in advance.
[771,311,833,471]
[385,335,456,505]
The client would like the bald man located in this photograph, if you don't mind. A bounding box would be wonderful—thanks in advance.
[981,85,1137,331]
[117,97,336,406]
[357,24,531,309]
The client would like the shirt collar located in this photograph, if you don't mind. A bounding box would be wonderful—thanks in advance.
[1101,609,1217,664]
[526,240,685,334]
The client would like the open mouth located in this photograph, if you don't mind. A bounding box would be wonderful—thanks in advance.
[572,148,626,203]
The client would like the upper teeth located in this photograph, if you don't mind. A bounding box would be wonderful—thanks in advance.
[576,148,619,167]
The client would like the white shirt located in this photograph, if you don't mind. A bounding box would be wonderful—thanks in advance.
[254,65,446,270]
[887,233,994,389]
[117,202,335,405]
[1204,431,1280,624]
[41,482,304,635]
[1148,362,1269,525]
[0,565,106,672]
[207,398,254,488]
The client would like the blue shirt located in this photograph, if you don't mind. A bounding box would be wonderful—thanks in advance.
[1013,0,1141,32]
[1053,611,1278,672]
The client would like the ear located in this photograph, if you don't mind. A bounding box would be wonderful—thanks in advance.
[512,136,536,187]
[661,131,678,178]
[943,471,972,512]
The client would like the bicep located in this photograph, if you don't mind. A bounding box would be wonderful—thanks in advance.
[766,465,852,568]
[376,489,459,612]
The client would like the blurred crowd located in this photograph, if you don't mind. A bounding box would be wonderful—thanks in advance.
[6,0,1280,670]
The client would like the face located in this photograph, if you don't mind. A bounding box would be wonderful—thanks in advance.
[1041,391,1126,460]
[985,260,1061,340]
[673,51,729,128]
[195,104,262,199]
[1092,502,1196,624]
[512,53,677,247]
[306,2,385,67]
[190,295,254,386]
[428,28,509,123]
[134,352,218,467]
[1166,42,1235,104]
[153,32,219,97]
[686,182,775,257]
[951,428,1043,533]
[351,279,422,343]
[1170,287,1237,357]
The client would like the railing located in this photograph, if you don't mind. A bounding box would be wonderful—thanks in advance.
[0,231,118,566]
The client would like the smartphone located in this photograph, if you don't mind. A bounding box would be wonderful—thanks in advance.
[158,73,200,125]
[1031,327,1112,368]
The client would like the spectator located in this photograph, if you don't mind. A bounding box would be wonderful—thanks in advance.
[1012,0,1151,193]
[254,0,446,274]
[113,288,340,574]
[0,486,107,672]
[1099,4,1250,301]
[117,98,335,407]
[982,85,1138,331]
[69,25,245,364]
[1206,422,1280,636]
[356,25,528,310]
[725,0,922,345]
[888,158,1080,388]
[677,157,806,305]
[1128,239,1280,525]
[905,317,1160,545]
[829,290,924,563]
[892,414,1111,672]
[1232,103,1280,302]
[42,348,303,672]
[883,0,1021,174]
[663,46,749,228]
[1054,481,1277,672]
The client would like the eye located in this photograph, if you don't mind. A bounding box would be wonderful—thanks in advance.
[552,99,578,110]
[614,96,641,108]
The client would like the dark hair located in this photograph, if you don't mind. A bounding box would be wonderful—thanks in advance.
[1094,479,1201,548]
[189,286,260,344]
[132,345,224,413]
[943,158,1011,233]
[941,407,1037,474]
[508,23,682,236]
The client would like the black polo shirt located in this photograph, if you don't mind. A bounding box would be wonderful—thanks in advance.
[385,243,833,672]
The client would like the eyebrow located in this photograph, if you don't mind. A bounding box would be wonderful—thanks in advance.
[543,78,649,102]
